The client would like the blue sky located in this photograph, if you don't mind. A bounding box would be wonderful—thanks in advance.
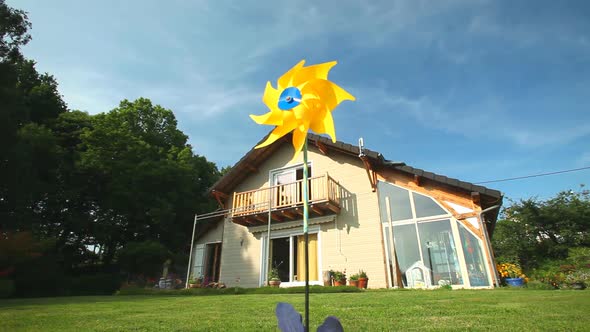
[10,0,590,201]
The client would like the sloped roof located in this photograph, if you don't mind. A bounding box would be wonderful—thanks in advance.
[210,132,502,202]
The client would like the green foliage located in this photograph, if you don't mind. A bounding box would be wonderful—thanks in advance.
[437,284,453,290]
[117,241,170,278]
[65,274,123,296]
[358,270,367,279]
[0,279,15,298]
[493,188,590,271]
[0,0,31,61]
[78,98,220,262]
[268,267,280,281]
[525,280,556,290]
[0,1,222,298]
[348,273,359,281]
[528,246,590,289]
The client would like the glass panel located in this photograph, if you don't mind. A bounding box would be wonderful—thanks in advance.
[270,237,290,282]
[391,224,421,287]
[412,192,447,218]
[417,219,463,285]
[378,181,413,222]
[458,224,490,286]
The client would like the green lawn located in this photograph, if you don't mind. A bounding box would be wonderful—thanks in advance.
[1,289,589,331]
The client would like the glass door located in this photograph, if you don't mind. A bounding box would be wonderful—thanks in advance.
[273,170,296,207]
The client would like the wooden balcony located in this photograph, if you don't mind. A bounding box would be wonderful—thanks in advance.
[231,174,342,226]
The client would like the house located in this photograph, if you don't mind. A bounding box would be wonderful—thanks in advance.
[189,132,503,289]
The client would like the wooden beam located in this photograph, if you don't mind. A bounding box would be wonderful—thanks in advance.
[360,156,378,192]
[325,203,341,214]
[455,212,478,220]
[280,210,296,220]
[212,190,228,199]
[413,175,422,186]
[212,190,228,209]
[315,140,329,155]
[295,208,304,216]
[311,205,325,216]
[270,212,284,222]
[245,164,258,173]
[471,192,481,205]
[242,217,257,225]
[254,214,266,223]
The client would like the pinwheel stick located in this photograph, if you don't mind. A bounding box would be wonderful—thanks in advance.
[302,139,310,332]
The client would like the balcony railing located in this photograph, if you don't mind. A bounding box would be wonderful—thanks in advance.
[231,174,342,226]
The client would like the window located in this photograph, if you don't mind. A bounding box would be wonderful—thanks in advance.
[378,181,490,288]
[271,164,311,207]
[265,232,319,284]
[458,224,489,286]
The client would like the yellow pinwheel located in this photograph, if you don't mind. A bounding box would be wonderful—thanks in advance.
[250,60,355,156]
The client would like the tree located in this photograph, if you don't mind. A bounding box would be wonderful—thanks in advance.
[0,0,31,61]
[493,187,590,270]
[79,98,220,263]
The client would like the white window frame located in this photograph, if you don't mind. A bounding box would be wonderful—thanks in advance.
[379,181,493,289]
[259,225,322,287]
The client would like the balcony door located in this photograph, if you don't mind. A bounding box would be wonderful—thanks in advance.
[272,164,311,208]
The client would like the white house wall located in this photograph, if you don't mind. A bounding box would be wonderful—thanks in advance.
[218,143,386,288]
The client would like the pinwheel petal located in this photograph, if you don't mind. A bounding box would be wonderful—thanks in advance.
[292,127,308,158]
[262,81,281,110]
[278,60,305,90]
[255,113,298,149]
[292,61,337,87]
[251,82,284,125]
[250,109,283,126]
[302,79,355,111]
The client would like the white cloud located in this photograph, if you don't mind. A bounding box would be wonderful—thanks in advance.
[356,86,590,149]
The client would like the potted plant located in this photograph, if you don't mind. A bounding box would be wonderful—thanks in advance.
[497,262,526,287]
[348,273,359,287]
[188,275,202,288]
[358,270,369,289]
[269,268,281,287]
[331,270,346,286]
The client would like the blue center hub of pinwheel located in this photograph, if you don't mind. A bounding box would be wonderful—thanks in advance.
[278,87,302,110]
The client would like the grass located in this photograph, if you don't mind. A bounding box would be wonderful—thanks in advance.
[0,289,589,331]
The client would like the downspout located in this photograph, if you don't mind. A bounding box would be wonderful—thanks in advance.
[185,214,198,288]
[478,204,501,287]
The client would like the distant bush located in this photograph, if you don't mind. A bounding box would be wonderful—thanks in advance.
[0,279,15,298]
[66,274,123,296]
[525,280,556,290]
[117,241,170,280]
[116,285,362,296]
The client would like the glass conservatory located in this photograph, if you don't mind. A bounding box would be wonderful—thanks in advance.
[378,181,493,289]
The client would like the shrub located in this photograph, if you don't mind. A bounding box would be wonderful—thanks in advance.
[66,274,123,296]
[0,279,15,298]
[525,280,556,290]
[117,241,170,279]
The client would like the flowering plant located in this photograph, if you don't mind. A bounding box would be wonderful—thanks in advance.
[564,270,589,286]
[497,262,527,280]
